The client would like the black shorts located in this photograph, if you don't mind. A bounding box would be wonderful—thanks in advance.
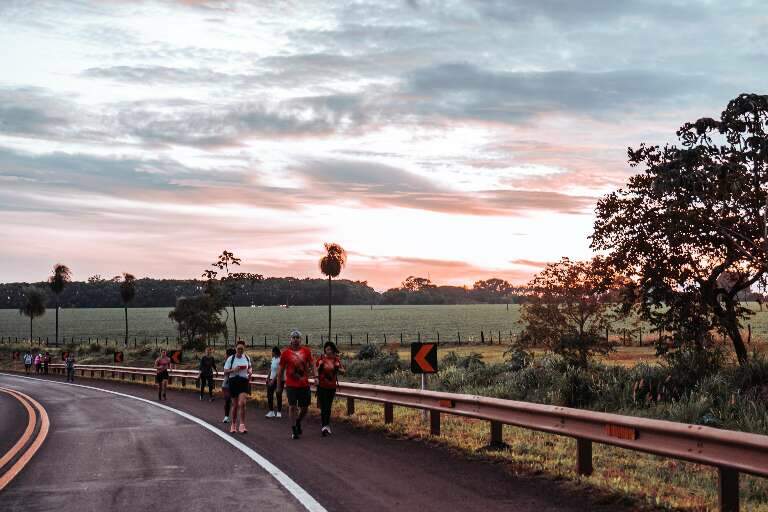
[286,387,311,407]
[229,376,249,398]
[156,370,169,383]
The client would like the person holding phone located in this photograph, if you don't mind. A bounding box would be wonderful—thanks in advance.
[223,340,252,434]
[316,341,344,436]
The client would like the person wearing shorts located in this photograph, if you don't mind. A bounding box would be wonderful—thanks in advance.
[278,330,315,440]
[155,349,172,401]
[24,352,32,374]
[221,347,236,423]
[316,341,345,436]
[223,340,252,434]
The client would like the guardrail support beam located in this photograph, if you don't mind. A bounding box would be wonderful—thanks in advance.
[346,397,355,416]
[430,410,440,436]
[718,467,739,512]
[490,421,504,447]
[384,402,394,424]
[576,438,593,476]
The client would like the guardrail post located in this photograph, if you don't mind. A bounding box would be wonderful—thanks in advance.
[718,467,739,512]
[490,421,504,447]
[384,402,393,424]
[576,438,593,476]
[346,397,355,415]
[430,410,440,436]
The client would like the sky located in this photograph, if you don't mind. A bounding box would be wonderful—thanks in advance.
[1,1,766,290]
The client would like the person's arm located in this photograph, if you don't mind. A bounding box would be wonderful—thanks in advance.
[308,351,317,380]
[276,359,285,391]
[337,358,346,376]
[223,356,232,375]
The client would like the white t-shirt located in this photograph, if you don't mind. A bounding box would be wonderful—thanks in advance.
[269,356,280,379]
[224,354,251,379]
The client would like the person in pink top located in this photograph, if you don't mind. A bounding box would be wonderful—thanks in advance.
[155,349,172,401]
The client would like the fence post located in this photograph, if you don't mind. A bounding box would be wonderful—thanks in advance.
[480,331,485,344]
[366,333,369,344]
[718,467,739,512]
[400,333,403,345]
[346,397,355,415]
[264,335,267,348]
[418,332,421,343]
[576,438,593,476]
[430,410,440,436]
[499,331,502,345]
[350,334,353,346]
[437,332,440,344]
[384,403,393,424]
[639,327,643,347]
[457,332,461,343]
[489,421,505,448]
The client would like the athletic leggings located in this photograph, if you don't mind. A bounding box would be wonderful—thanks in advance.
[199,375,214,397]
[267,381,283,412]
[317,387,336,427]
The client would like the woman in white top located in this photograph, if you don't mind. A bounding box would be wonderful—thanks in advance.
[266,346,283,418]
[223,340,252,433]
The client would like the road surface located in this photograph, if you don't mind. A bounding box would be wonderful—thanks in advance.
[0,372,635,512]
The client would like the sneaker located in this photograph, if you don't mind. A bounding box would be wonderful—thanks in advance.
[326,426,332,435]
[266,411,276,418]
[291,425,299,440]
[276,411,282,418]
[239,424,247,434]
[223,416,230,423]
[230,424,237,434]
[321,426,329,437]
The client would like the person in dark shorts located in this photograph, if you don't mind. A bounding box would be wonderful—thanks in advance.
[278,330,315,440]
[198,346,217,401]
[316,341,345,436]
[265,346,283,418]
[155,349,172,401]
[223,340,252,434]
[221,347,236,423]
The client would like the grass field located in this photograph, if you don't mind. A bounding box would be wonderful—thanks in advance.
[5,303,768,347]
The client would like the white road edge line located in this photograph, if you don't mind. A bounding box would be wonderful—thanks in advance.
[0,373,327,512]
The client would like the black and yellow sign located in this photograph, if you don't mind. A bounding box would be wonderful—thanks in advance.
[114,351,124,363]
[410,343,437,374]
[169,350,183,364]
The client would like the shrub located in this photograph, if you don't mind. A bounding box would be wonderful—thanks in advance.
[356,344,382,360]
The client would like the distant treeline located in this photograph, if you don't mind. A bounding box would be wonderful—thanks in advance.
[0,276,525,309]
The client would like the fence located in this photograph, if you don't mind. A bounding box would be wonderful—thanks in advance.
[44,362,768,512]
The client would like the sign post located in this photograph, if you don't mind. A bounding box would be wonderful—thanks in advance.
[411,342,438,420]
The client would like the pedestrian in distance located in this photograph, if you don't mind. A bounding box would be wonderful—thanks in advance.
[198,346,217,401]
[23,352,32,374]
[223,340,252,434]
[34,353,42,374]
[65,352,76,383]
[155,349,172,401]
[43,351,51,375]
[265,346,283,418]
[222,347,236,423]
[316,341,345,436]
[277,330,316,440]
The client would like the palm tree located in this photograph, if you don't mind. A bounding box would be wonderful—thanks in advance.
[319,243,347,344]
[119,273,136,347]
[48,263,71,347]
[19,287,46,344]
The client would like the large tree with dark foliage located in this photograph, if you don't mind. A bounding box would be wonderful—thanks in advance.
[168,294,227,349]
[592,94,768,365]
[118,273,136,347]
[48,263,71,346]
[19,287,47,343]
[320,243,347,343]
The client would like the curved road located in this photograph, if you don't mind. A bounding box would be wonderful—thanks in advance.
[0,373,638,512]
[0,374,302,512]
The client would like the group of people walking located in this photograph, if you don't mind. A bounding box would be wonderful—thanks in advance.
[153,330,345,439]
[23,351,51,375]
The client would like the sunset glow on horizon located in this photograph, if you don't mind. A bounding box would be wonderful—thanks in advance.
[1,1,765,290]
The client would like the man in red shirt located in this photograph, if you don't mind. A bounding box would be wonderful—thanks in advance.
[277,330,316,440]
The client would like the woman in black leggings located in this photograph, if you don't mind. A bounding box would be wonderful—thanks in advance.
[222,347,236,423]
[315,341,345,436]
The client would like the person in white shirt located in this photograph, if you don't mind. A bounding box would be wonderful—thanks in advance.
[265,346,283,418]
[223,340,252,434]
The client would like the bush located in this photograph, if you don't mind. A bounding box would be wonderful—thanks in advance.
[182,336,207,352]
[356,344,382,360]
[346,349,400,381]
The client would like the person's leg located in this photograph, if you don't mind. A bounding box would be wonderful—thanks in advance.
[238,394,247,432]
[207,376,214,399]
[199,377,205,399]
[267,382,275,412]
[224,393,231,418]
[230,391,239,431]
[276,385,283,415]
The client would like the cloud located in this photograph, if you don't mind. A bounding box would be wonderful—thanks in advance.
[0,87,72,137]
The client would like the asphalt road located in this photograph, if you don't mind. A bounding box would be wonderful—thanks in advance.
[0,388,28,459]
[0,374,303,512]
[0,373,635,512]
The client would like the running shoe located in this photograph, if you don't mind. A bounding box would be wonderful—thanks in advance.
[266,411,276,418]
[326,426,332,435]
[230,424,237,434]
[239,424,248,434]
[223,416,230,423]
[276,411,282,418]
[321,426,329,437]
[291,425,299,440]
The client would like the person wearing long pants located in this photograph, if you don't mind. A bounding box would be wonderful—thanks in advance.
[315,341,345,436]
[222,347,235,423]
[265,346,283,418]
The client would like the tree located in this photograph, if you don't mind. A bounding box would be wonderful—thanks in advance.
[320,243,347,343]
[48,263,71,346]
[592,94,768,365]
[205,251,263,344]
[168,294,227,349]
[118,273,136,347]
[472,278,513,303]
[19,287,47,344]
[401,276,436,292]
[519,257,616,366]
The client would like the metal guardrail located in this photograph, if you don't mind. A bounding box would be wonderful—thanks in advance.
[49,363,767,512]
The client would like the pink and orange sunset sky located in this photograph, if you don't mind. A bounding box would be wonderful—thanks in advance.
[1,1,765,290]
